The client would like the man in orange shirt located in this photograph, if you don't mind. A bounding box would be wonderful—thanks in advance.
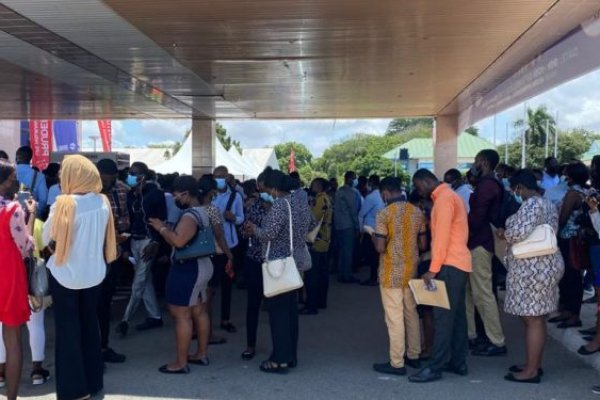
[409,169,472,383]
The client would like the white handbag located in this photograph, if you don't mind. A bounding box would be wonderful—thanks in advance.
[262,199,304,298]
[511,223,558,259]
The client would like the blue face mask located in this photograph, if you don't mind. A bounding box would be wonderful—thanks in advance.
[502,178,510,189]
[215,178,227,191]
[126,174,139,188]
[260,192,274,203]
[514,193,523,204]
[352,179,358,188]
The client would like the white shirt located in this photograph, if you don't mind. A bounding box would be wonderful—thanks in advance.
[43,193,109,290]
[454,183,473,213]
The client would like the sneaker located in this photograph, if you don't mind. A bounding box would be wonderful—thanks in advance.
[102,348,126,363]
[373,362,407,376]
[116,321,129,337]
[136,318,164,331]
[31,368,50,385]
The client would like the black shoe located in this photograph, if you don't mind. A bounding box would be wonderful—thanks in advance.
[557,320,583,329]
[580,327,597,336]
[299,308,318,315]
[584,335,595,342]
[508,365,544,376]
[136,318,163,331]
[158,364,190,374]
[504,372,540,384]
[443,364,468,376]
[187,356,210,366]
[578,345,600,355]
[373,362,407,376]
[468,337,489,350]
[409,367,442,383]
[115,321,129,337]
[472,344,507,357]
[404,357,421,369]
[102,348,126,363]
[221,322,237,333]
[241,350,256,361]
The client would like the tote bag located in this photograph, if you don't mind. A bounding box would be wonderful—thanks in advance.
[511,223,558,259]
[262,199,304,297]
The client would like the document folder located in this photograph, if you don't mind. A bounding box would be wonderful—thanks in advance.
[408,279,450,310]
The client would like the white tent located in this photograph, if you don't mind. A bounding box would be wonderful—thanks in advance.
[242,148,280,172]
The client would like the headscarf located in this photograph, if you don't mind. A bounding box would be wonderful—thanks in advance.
[50,155,117,266]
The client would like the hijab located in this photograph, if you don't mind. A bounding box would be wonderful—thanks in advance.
[50,155,117,266]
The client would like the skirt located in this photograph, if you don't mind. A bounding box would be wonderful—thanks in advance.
[166,257,214,307]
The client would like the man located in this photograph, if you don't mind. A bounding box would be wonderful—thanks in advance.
[359,175,385,286]
[444,169,472,213]
[97,159,130,363]
[333,171,360,283]
[465,150,507,356]
[212,165,244,333]
[409,169,472,383]
[116,161,166,336]
[0,150,8,161]
[373,177,426,376]
[541,157,560,191]
[15,146,48,218]
[301,178,333,315]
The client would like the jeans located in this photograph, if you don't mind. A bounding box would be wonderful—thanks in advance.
[123,239,161,322]
[336,228,356,280]
[429,266,468,373]
[98,260,120,349]
[267,290,299,364]
[244,256,263,348]
[304,250,329,311]
[50,275,103,400]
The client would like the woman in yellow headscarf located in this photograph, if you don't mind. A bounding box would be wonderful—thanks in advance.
[43,155,116,400]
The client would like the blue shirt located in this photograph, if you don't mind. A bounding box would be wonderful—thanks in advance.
[359,189,384,230]
[541,172,560,191]
[212,188,244,248]
[48,184,61,207]
[16,164,48,217]
[164,192,182,227]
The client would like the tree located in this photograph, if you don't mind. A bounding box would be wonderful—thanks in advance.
[465,126,479,137]
[513,106,556,149]
[216,122,242,152]
[274,142,313,172]
[386,118,433,135]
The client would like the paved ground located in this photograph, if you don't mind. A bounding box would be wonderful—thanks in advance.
[12,273,600,400]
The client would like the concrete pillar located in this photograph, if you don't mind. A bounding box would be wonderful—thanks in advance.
[191,119,216,177]
[434,115,459,179]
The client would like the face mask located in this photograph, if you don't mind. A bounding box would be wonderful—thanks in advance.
[536,180,542,188]
[502,178,510,189]
[514,192,523,205]
[560,175,567,184]
[260,192,274,203]
[469,165,481,178]
[215,178,227,191]
[126,174,139,188]
[352,179,358,188]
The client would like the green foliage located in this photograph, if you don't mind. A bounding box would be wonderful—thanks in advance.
[386,117,433,135]
[465,126,479,136]
[274,142,313,172]
[216,122,241,153]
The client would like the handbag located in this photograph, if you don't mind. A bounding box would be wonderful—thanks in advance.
[306,216,323,243]
[262,199,304,298]
[511,224,558,259]
[174,207,216,262]
[25,253,50,312]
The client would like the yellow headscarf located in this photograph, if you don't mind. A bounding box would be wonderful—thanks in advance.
[50,155,117,266]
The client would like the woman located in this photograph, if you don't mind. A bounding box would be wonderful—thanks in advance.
[241,172,272,360]
[149,175,232,373]
[0,160,36,400]
[503,169,564,384]
[550,162,590,328]
[245,169,311,373]
[43,155,117,400]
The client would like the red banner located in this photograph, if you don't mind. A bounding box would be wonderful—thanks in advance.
[29,120,53,171]
[288,149,296,173]
[97,120,112,152]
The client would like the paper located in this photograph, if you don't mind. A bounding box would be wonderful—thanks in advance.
[408,279,450,310]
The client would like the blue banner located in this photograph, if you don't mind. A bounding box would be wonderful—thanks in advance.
[20,120,29,146]
[53,120,79,152]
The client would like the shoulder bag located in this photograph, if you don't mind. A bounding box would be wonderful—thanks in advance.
[25,252,50,312]
[174,207,217,262]
[511,223,558,259]
[262,199,304,297]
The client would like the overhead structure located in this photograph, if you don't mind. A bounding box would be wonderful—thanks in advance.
[0,1,598,175]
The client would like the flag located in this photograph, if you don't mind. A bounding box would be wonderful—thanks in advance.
[97,120,112,152]
[54,120,80,152]
[288,148,296,173]
[29,120,53,170]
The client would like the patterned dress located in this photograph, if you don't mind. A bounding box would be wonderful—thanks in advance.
[504,196,565,316]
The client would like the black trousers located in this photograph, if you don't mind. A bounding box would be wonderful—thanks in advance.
[558,238,584,317]
[209,253,234,322]
[244,256,263,348]
[429,266,468,372]
[304,250,330,311]
[50,275,103,400]
[363,236,379,281]
[266,290,299,364]
[98,260,120,349]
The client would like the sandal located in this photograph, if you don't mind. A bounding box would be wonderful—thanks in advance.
[259,360,289,374]
[187,357,210,366]
[241,350,256,361]
[221,322,237,333]
[158,364,190,374]
[31,368,50,385]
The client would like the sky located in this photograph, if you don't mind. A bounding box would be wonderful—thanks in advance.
[81,67,600,157]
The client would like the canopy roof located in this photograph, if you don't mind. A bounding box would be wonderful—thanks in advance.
[382,133,495,160]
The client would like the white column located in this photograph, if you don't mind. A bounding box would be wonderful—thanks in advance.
[434,115,459,179]
[191,119,216,177]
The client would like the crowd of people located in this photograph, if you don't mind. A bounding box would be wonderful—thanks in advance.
[1,145,600,398]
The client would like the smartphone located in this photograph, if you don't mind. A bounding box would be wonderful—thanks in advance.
[17,191,31,209]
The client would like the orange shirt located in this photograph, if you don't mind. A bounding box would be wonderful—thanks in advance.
[429,184,472,274]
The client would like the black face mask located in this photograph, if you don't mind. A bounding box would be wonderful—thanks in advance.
[175,199,188,210]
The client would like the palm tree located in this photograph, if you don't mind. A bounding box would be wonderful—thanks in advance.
[513,106,556,148]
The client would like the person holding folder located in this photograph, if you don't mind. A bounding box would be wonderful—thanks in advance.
[409,169,472,383]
